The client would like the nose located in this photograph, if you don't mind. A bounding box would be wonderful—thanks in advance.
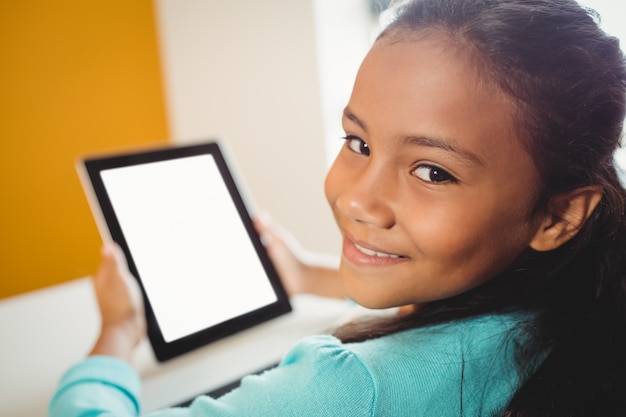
[331,161,396,230]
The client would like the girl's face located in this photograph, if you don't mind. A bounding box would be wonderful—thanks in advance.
[325,36,545,309]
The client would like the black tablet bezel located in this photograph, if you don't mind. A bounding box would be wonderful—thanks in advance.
[79,141,291,362]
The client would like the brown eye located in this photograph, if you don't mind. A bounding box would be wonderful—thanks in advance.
[344,136,370,156]
[413,164,456,183]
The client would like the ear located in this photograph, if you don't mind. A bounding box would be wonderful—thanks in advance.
[529,186,603,252]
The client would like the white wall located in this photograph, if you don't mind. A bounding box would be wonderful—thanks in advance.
[312,0,373,165]
[154,0,347,255]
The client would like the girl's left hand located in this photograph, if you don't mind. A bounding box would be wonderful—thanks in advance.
[89,243,146,362]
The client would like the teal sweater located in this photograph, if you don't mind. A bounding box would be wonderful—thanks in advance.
[49,313,531,416]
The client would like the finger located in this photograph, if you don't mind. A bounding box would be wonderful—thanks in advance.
[94,243,130,294]
[102,241,129,269]
[94,245,116,284]
[253,212,275,246]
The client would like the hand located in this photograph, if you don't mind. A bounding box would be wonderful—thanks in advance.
[89,243,146,362]
[254,213,345,299]
[254,214,310,295]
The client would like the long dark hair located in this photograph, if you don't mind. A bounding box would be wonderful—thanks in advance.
[334,0,626,415]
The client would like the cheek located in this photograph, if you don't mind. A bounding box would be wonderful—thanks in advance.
[406,209,481,257]
[402,196,531,263]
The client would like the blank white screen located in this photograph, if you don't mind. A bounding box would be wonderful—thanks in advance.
[100,154,277,342]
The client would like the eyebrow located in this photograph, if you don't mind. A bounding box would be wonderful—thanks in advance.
[404,136,486,167]
[343,107,486,167]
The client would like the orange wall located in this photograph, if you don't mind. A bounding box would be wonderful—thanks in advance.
[0,1,169,299]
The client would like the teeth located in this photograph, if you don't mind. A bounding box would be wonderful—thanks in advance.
[354,242,402,258]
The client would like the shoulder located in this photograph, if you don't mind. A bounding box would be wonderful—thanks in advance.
[280,334,363,367]
[328,313,529,416]
[344,312,527,361]
[212,335,377,416]
[205,313,529,416]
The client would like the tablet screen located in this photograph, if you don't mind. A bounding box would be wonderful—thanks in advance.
[80,142,291,361]
[100,154,278,342]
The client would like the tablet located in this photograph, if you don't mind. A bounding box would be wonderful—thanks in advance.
[78,141,291,362]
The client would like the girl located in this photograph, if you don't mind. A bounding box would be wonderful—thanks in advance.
[49,0,626,415]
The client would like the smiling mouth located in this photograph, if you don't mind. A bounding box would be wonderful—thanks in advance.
[353,242,407,259]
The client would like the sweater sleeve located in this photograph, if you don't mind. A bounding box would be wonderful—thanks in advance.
[48,335,377,417]
[48,355,142,417]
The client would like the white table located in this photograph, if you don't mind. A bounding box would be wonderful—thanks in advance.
[0,278,354,416]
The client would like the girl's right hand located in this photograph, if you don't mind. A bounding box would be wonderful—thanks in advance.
[254,213,345,299]
[254,214,310,295]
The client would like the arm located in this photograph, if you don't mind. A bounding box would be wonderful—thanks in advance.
[49,244,146,417]
[50,223,351,417]
[51,336,377,417]
[253,214,345,299]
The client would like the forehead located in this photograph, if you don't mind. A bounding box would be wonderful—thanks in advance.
[347,35,526,166]
[355,34,504,115]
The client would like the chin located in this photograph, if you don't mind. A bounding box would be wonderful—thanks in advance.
[344,288,406,310]
[340,270,415,310]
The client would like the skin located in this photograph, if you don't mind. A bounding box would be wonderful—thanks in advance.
[89,33,602,360]
[90,244,146,362]
[254,216,345,299]
[325,34,547,310]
